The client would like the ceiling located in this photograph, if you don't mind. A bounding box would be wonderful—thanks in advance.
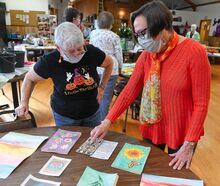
[160,0,220,11]
[69,0,220,12]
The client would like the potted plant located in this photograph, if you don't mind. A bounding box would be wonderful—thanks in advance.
[118,23,132,50]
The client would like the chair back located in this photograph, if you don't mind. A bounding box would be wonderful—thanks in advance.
[0,110,37,133]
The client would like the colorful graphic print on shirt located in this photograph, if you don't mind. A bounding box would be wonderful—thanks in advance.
[64,66,98,95]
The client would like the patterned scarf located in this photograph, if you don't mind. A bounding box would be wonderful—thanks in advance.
[139,31,179,124]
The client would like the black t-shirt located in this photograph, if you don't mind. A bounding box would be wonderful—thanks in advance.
[34,44,105,119]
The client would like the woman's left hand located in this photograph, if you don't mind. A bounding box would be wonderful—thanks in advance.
[169,141,195,170]
[97,87,104,104]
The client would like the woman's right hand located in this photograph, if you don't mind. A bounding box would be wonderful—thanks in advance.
[15,104,29,117]
[90,119,111,142]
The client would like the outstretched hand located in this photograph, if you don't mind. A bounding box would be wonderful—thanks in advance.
[169,141,195,170]
[90,119,111,142]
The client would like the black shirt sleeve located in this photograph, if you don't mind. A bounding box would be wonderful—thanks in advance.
[33,56,50,79]
[33,50,59,79]
[86,44,106,67]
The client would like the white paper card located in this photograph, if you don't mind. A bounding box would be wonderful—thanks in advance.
[91,140,118,160]
[39,156,71,176]
[20,174,61,186]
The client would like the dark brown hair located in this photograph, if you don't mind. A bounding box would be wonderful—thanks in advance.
[131,0,173,41]
[63,7,80,22]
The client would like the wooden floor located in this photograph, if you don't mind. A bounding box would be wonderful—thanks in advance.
[1,64,220,185]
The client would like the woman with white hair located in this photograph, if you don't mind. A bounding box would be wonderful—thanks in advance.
[15,22,113,127]
[186,24,200,41]
[90,11,123,120]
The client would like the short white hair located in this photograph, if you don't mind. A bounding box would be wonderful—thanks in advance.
[191,24,197,30]
[54,22,84,51]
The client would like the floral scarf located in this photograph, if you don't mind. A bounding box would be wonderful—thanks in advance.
[139,31,179,124]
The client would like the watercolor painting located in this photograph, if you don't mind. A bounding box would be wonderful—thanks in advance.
[39,156,71,176]
[111,143,151,174]
[140,174,204,186]
[0,132,48,179]
[41,129,81,154]
[77,166,118,186]
[21,174,61,186]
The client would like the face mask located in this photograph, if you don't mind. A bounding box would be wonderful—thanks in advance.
[62,52,85,64]
[138,34,162,53]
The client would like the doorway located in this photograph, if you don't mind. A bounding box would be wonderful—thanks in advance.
[199,19,211,42]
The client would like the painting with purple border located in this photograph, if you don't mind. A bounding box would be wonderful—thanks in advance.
[41,129,81,154]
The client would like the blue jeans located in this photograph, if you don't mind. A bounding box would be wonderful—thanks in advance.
[53,109,101,127]
[99,75,118,120]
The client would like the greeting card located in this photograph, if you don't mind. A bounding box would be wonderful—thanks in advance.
[39,155,71,176]
[111,143,151,175]
[41,129,81,154]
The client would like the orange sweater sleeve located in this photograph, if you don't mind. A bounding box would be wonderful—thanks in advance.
[106,52,148,122]
[185,44,211,142]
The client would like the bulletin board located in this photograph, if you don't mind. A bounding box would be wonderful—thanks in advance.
[10,10,45,26]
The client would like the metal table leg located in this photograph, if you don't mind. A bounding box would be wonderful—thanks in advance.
[11,81,19,109]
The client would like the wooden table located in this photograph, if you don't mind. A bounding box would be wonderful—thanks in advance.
[0,126,201,186]
[0,64,33,109]
[25,45,56,61]
[25,45,56,51]
[208,52,220,63]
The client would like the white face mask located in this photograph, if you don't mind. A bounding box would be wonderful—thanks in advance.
[138,34,162,53]
[62,52,85,64]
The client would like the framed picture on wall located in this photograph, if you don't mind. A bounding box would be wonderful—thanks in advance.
[37,14,57,40]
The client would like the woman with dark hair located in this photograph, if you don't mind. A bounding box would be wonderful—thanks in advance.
[63,7,85,32]
[91,0,210,170]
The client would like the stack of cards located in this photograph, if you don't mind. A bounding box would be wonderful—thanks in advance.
[77,166,119,186]
[76,137,118,160]
[91,140,118,160]
[41,129,81,154]
[76,137,103,156]
[39,156,71,176]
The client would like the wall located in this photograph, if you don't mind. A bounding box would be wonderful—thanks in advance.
[74,0,147,32]
[0,0,49,25]
[75,0,98,18]
[196,4,220,36]
[171,10,203,35]
[56,0,68,24]
[172,10,202,27]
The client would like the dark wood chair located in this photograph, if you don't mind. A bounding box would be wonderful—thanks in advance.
[0,110,37,133]
[113,77,141,133]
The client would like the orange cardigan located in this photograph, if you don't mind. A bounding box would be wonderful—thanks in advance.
[106,39,211,149]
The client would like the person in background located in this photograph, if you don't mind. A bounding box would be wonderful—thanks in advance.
[90,11,123,120]
[15,22,112,127]
[186,24,200,41]
[91,0,210,170]
[64,7,85,32]
[64,7,92,40]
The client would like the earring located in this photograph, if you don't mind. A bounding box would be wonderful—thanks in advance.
[58,56,63,63]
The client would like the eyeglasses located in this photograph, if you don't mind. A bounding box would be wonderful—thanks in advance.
[133,28,148,39]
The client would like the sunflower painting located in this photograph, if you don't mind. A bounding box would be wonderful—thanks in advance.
[124,148,145,160]
[111,143,151,175]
